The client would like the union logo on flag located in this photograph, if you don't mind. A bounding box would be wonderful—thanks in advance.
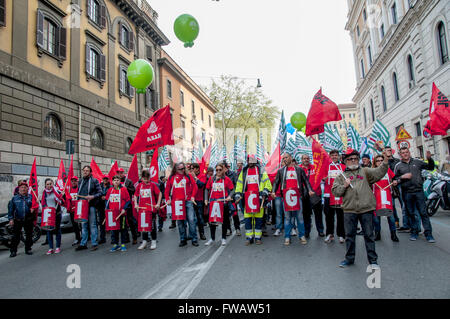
[147,121,158,134]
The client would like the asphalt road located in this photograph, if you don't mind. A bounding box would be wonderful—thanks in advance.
[1,209,450,299]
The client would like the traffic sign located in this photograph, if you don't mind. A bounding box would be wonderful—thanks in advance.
[395,127,412,141]
[66,140,75,155]
[397,140,411,149]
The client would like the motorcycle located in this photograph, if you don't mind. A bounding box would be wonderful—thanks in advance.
[423,171,450,217]
[0,213,41,249]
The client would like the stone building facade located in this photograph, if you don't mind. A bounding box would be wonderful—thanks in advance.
[0,0,170,210]
[346,0,450,161]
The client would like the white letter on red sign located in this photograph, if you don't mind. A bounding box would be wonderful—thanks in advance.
[248,194,257,210]
[211,202,221,218]
[108,211,116,227]
[141,212,149,228]
[286,190,298,207]
[43,208,51,223]
[175,201,183,216]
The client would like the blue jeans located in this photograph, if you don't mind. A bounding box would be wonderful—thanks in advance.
[177,201,198,242]
[194,201,205,235]
[405,191,433,237]
[284,203,305,239]
[47,214,62,249]
[373,215,396,232]
[81,206,98,246]
[274,197,284,231]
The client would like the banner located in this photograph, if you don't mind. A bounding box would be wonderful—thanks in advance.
[311,138,331,192]
[306,89,342,136]
[91,157,104,182]
[55,159,67,193]
[149,149,159,183]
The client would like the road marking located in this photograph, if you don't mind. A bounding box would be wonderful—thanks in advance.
[140,232,236,299]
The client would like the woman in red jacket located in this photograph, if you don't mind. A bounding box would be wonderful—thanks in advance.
[105,175,131,252]
[165,162,199,247]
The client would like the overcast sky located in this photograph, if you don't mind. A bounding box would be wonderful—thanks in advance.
[149,0,356,129]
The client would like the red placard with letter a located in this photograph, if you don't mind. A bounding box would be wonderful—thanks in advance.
[209,201,224,223]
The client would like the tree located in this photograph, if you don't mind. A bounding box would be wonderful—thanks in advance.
[204,75,280,148]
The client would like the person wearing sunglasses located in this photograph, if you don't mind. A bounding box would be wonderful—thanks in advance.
[332,148,389,269]
[371,155,399,242]
[165,162,199,247]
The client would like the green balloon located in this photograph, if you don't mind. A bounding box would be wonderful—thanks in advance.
[291,112,307,131]
[127,59,154,94]
[174,14,199,48]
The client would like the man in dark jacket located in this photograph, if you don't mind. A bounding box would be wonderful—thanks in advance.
[222,161,240,235]
[76,165,102,251]
[394,147,436,243]
[117,167,138,244]
[98,175,112,244]
[8,181,35,257]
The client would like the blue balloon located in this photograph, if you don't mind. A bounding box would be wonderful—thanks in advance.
[286,123,295,134]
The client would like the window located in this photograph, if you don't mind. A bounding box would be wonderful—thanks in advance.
[44,113,61,141]
[36,10,66,63]
[201,108,204,122]
[363,9,367,21]
[146,45,153,61]
[191,127,195,144]
[368,45,373,66]
[0,0,6,27]
[380,24,385,39]
[363,107,367,127]
[119,65,133,98]
[145,88,157,110]
[342,114,345,119]
[202,130,206,148]
[370,99,375,122]
[180,118,185,139]
[92,128,104,150]
[87,0,106,28]
[356,25,360,37]
[415,122,421,137]
[119,22,134,51]
[125,138,133,153]
[360,59,365,78]
[180,90,184,107]
[381,86,387,112]
[85,44,106,82]
[407,55,415,84]
[393,72,400,102]
[191,100,195,115]
[417,146,424,159]
[395,124,404,135]
[437,21,449,65]
[167,79,172,99]
[209,115,212,127]
[391,3,398,24]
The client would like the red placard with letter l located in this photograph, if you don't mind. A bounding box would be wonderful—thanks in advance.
[74,200,89,223]
[105,209,120,231]
[138,210,152,232]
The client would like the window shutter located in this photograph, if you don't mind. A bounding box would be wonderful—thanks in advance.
[118,22,122,45]
[119,66,123,93]
[146,45,152,61]
[153,90,159,110]
[129,31,134,51]
[0,0,6,27]
[59,27,67,59]
[145,89,151,108]
[87,0,92,19]
[36,10,44,49]
[129,84,134,98]
[100,54,106,81]
[85,44,91,75]
[100,4,106,28]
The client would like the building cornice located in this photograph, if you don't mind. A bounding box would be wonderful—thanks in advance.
[345,0,364,31]
[352,0,433,102]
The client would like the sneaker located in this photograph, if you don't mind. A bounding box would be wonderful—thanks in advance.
[90,245,98,251]
[138,240,148,250]
[291,229,297,236]
[46,249,54,255]
[158,228,163,232]
[339,260,354,268]
[200,234,207,240]
[72,240,80,247]
[426,235,436,243]
[262,231,269,237]
[318,232,325,237]
[255,239,262,245]
[75,245,88,251]
[179,241,187,247]
[110,245,120,252]
[245,239,251,246]
[150,241,157,250]
[300,236,307,245]
[120,244,127,252]
[324,235,334,243]
[370,263,380,270]
[9,251,17,258]
[54,248,61,254]
[205,239,214,246]
[409,234,418,241]
[391,232,399,242]
[284,238,291,246]
[274,229,281,237]
[226,229,232,236]
[236,229,241,236]
[339,237,345,244]
[192,241,199,247]
[398,227,410,233]
[221,239,227,246]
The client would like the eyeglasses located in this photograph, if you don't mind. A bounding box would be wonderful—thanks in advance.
[376,159,383,163]
[347,157,359,162]
[216,169,223,172]
[177,167,185,170]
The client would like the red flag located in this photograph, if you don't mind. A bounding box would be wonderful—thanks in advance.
[64,155,74,207]
[265,142,281,183]
[55,159,67,192]
[426,83,450,136]
[90,157,104,182]
[126,154,139,186]
[149,149,159,183]
[108,161,119,181]
[28,157,39,210]
[200,143,212,175]
[305,89,342,136]
[311,138,331,192]
[128,104,175,154]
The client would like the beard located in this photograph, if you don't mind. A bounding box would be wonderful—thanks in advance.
[348,164,360,170]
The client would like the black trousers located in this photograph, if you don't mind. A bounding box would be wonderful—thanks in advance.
[125,208,138,241]
[10,218,34,253]
[142,214,158,241]
[323,198,345,237]
[303,198,325,236]
[344,212,378,264]
[97,205,106,241]
[210,205,230,240]
[69,211,81,241]
[111,216,128,245]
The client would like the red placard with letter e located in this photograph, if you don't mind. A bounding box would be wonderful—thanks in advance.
[172,200,186,221]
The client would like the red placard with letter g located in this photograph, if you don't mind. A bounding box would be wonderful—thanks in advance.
[283,188,301,212]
